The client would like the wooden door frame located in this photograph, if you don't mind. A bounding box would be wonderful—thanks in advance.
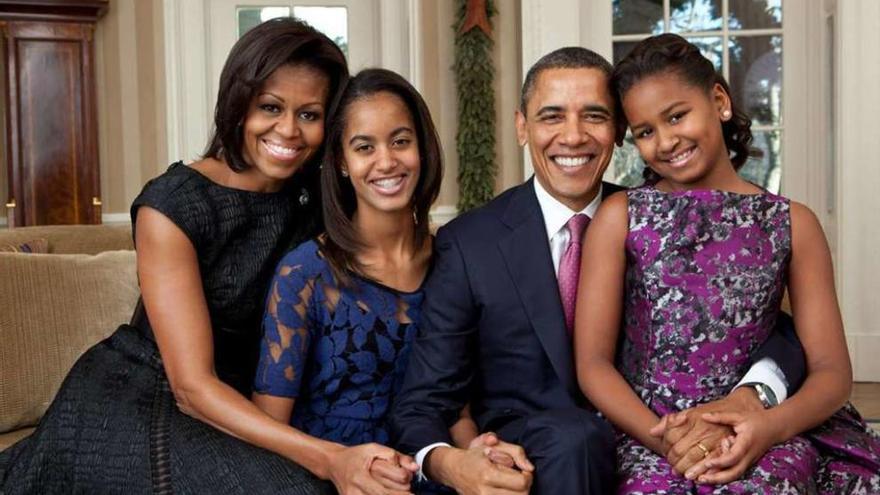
[1,1,107,227]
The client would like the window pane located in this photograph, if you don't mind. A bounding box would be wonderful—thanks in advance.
[613,0,664,35]
[613,41,642,64]
[739,129,782,192]
[669,0,722,33]
[686,36,723,71]
[238,7,291,38]
[729,0,782,30]
[293,6,349,56]
[729,35,782,126]
[609,133,648,188]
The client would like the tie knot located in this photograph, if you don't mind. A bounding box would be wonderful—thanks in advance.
[566,213,590,243]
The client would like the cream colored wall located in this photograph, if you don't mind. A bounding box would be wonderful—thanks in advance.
[420,0,523,220]
[95,0,167,220]
[837,0,880,381]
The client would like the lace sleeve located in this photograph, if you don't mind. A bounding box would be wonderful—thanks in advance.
[253,260,315,398]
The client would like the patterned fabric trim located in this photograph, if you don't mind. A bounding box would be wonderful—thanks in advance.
[150,376,174,494]
[0,238,49,253]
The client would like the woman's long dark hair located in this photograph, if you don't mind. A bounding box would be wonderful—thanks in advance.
[320,68,443,286]
[203,17,349,203]
[612,33,759,182]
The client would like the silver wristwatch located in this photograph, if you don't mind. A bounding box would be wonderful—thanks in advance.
[743,382,778,408]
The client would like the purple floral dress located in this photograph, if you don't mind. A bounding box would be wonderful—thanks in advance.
[617,186,880,494]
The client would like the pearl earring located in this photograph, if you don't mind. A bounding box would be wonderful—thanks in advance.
[722,110,732,120]
[341,169,349,177]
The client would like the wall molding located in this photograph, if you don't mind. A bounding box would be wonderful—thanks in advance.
[162,0,211,166]
[429,205,457,227]
[0,213,129,228]
[102,213,130,224]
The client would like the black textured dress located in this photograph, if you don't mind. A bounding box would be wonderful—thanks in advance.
[0,162,334,494]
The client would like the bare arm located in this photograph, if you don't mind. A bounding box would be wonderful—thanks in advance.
[252,394,296,425]
[574,192,664,454]
[763,202,851,438]
[449,404,480,448]
[136,207,409,494]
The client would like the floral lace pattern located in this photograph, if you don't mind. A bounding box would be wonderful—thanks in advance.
[255,240,421,446]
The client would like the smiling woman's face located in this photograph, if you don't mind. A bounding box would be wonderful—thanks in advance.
[341,91,421,217]
[240,63,329,191]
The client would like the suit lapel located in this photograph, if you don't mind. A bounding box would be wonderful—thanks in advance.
[497,180,577,397]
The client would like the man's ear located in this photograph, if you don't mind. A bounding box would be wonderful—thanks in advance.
[515,110,527,147]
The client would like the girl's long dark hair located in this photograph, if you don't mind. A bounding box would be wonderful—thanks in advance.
[612,33,759,182]
[320,68,443,286]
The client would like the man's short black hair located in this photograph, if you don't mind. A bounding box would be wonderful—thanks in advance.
[520,47,613,113]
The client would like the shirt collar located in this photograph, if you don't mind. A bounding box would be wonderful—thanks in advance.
[533,178,603,241]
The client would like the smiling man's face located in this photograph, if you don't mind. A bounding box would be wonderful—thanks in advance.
[516,67,616,211]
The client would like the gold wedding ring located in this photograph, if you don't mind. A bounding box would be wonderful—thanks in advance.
[695,442,710,458]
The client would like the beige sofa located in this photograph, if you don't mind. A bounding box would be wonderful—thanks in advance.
[0,224,139,451]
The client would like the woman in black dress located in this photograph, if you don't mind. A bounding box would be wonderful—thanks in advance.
[0,18,405,494]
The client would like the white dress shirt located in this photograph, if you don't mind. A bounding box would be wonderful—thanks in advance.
[414,179,787,478]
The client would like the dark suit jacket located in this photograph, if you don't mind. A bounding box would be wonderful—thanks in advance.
[390,179,805,454]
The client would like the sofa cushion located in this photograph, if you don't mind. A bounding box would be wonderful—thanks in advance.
[0,238,49,253]
[0,427,35,452]
[0,225,133,254]
[0,250,139,433]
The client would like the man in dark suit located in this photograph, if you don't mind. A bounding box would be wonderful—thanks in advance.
[391,47,804,494]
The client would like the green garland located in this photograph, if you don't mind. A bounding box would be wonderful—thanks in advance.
[453,0,497,212]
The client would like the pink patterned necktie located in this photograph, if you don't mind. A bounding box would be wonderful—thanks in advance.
[558,213,591,337]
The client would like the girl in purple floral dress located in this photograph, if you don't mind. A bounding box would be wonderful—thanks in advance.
[576,34,880,494]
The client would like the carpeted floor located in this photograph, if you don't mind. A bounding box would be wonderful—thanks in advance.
[851,382,880,432]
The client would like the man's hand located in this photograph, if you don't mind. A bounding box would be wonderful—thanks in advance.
[468,432,518,468]
[649,387,764,476]
[426,443,534,495]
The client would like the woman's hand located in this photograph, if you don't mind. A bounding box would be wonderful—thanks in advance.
[684,410,782,484]
[327,443,416,495]
[649,387,761,475]
[369,453,418,494]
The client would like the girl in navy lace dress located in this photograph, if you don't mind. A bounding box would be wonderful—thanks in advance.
[252,68,466,494]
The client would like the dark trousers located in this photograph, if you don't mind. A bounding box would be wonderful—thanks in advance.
[497,408,616,494]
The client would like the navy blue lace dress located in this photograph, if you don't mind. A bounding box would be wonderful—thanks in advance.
[254,240,423,446]
[0,162,333,494]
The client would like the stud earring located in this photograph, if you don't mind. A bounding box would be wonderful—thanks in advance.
[341,169,349,177]
[722,109,732,120]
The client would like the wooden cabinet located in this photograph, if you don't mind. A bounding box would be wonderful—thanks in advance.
[1,1,107,227]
